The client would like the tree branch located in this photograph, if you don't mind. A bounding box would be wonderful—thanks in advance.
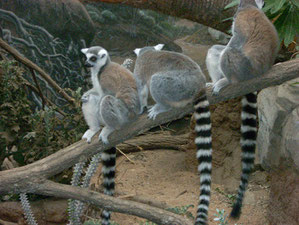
[0,59,298,222]
[0,38,75,105]
[80,0,234,33]
[35,180,192,225]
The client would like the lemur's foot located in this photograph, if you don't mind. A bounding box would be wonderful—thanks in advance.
[98,127,114,144]
[205,82,213,88]
[212,85,222,96]
[82,129,99,143]
[99,132,109,144]
[147,104,169,120]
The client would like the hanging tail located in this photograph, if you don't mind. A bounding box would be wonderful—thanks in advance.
[194,94,212,225]
[101,147,116,225]
[230,92,257,218]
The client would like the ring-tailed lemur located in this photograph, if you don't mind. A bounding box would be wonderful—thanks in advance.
[133,44,213,225]
[81,46,140,225]
[206,0,279,220]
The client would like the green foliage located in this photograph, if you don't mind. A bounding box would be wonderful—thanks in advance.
[264,0,299,47]
[0,60,87,167]
[166,204,195,219]
[225,0,299,47]
[213,209,228,225]
[215,187,237,206]
[0,60,33,165]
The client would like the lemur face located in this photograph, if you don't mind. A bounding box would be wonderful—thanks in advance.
[81,47,108,69]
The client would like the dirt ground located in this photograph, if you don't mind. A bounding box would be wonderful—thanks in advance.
[89,147,270,225]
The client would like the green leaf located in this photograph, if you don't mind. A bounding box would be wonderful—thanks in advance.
[271,0,287,14]
[275,4,299,46]
[224,0,240,10]
[291,0,299,8]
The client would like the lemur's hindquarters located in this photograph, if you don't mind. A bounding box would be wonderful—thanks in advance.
[231,92,257,218]
[101,147,116,225]
[194,94,212,225]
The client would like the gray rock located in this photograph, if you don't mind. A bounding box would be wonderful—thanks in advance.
[257,78,299,225]
[257,78,299,173]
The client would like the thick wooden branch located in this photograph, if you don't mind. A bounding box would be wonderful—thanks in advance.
[80,0,234,33]
[34,180,192,225]
[0,38,75,105]
[0,59,298,223]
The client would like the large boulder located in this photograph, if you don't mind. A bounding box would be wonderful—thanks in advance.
[257,78,299,225]
[0,0,95,44]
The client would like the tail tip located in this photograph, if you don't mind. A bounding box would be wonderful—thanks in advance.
[230,202,242,218]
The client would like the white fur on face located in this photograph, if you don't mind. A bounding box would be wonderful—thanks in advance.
[134,48,141,56]
[154,44,164,51]
[98,49,108,58]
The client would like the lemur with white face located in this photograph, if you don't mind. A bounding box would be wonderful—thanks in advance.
[81,46,140,225]
[134,44,213,225]
[206,0,279,222]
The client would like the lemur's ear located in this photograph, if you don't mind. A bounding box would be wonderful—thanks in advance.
[98,49,108,58]
[134,48,141,56]
[81,48,88,54]
[154,44,164,51]
[255,0,264,9]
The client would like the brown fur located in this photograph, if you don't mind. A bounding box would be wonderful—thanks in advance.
[235,6,279,75]
[98,62,138,114]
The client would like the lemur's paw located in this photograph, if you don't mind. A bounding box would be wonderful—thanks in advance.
[147,107,159,120]
[212,85,221,96]
[98,132,109,144]
[205,82,213,88]
[82,129,95,143]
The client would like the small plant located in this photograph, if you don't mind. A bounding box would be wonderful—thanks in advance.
[166,204,195,219]
[213,209,228,225]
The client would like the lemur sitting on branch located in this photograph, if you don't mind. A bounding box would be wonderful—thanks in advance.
[133,44,213,225]
[206,0,279,223]
[81,46,140,225]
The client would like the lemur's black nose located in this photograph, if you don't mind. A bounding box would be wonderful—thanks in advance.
[84,61,93,68]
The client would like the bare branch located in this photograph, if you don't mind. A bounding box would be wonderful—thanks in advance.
[0,37,75,105]
[35,180,192,225]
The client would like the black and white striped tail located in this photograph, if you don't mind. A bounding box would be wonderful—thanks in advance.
[194,94,212,225]
[230,92,257,218]
[101,147,116,225]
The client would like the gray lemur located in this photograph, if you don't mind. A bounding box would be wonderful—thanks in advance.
[81,46,140,225]
[206,0,279,222]
[133,44,213,225]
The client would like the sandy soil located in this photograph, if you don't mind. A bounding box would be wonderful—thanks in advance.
[89,147,270,225]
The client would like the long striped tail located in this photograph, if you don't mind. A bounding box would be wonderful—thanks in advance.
[101,147,116,225]
[230,92,257,218]
[194,94,212,225]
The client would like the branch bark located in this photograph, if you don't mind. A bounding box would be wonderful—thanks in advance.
[36,180,192,225]
[80,0,234,33]
[0,38,75,105]
[0,59,298,223]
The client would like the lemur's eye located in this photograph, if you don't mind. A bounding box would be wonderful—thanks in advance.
[100,54,106,59]
[90,56,97,62]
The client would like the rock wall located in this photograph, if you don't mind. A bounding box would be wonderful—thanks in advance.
[0,0,95,44]
[257,78,299,225]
